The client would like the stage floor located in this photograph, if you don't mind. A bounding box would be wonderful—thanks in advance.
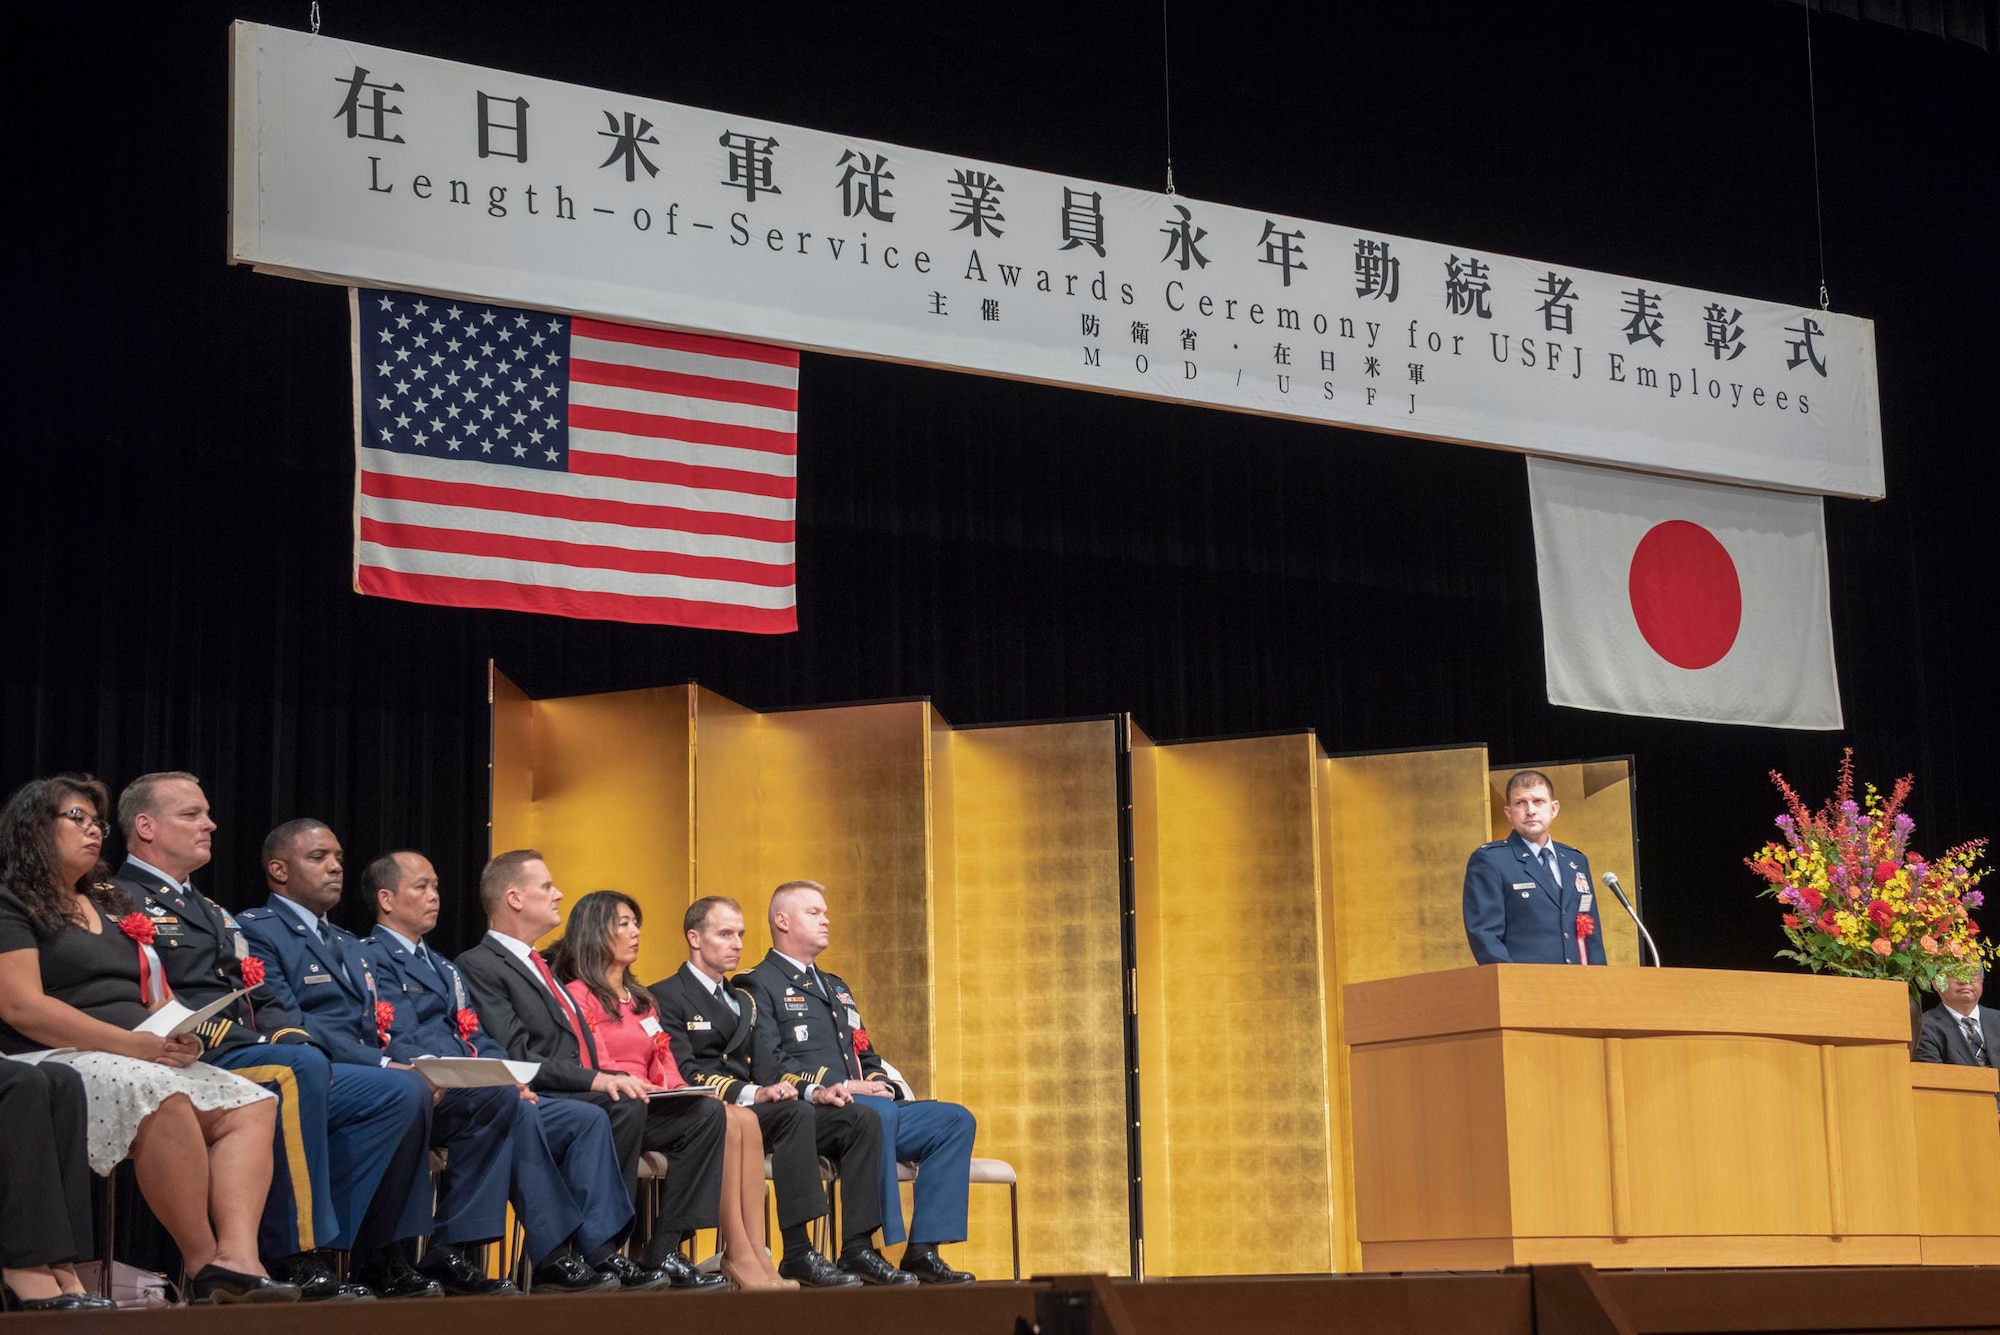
[30,1265,2000,1335]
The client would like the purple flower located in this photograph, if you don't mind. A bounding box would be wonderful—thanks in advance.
[1894,814,1915,833]
[1967,891,1985,909]
[1778,887,1801,906]
[1840,799,1860,816]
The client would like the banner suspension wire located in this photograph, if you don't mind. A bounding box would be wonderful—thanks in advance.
[1805,4,1830,311]
[1160,0,1176,195]
[310,2,321,36]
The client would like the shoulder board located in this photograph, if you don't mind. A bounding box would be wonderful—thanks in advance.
[1479,841,1505,850]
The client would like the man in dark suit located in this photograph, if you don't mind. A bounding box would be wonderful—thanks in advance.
[453,849,727,1290]
[741,880,977,1285]
[1916,970,2000,1112]
[364,850,651,1292]
[114,774,427,1302]
[1462,769,1606,966]
[655,895,904,1287]
[239,819,517,1298]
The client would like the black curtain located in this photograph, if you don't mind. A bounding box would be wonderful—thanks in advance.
[2,0,1996,970]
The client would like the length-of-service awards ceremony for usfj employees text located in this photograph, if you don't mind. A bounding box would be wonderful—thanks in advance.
[5,3,2000,1333]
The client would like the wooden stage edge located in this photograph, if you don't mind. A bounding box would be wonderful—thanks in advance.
[19,1267,2000,1335]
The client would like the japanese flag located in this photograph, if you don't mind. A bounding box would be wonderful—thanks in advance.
[1528,458,1842,730]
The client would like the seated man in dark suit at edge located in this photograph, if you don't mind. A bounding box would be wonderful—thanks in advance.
[654,895,906,1287]
[1916,968,2000,1112]
[454,850,728,1290]
[113,775,428,1301]
[741,879,978,1284]
[362,850,658,1292]
[239,819,520,1298]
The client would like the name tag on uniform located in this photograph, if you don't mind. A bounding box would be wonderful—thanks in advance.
[846,1008,862,1028]
[793,1023,809,1042]
[687,1019,711,1031]
[639,1014,663,1036]
[782,993,807,1013]
[1579,892,1594,913]
[1510,882,1536,891]
[303,970,334,985]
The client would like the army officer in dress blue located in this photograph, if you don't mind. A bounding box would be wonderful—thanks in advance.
[1463,770,1606,966]
[361,851,662,1292]
[112,773,427,1302]
[741,880,977,1285]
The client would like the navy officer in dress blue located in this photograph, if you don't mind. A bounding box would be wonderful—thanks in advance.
[112,774,427,1302]
[1463,770,1606,966]
[240,819,522,1298]
[741,880,977,1284]
[361,850,663,1293]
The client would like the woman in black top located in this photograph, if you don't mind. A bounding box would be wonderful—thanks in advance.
[0,774,298,1304]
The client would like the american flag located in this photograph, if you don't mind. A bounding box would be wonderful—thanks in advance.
[351,287,797,632]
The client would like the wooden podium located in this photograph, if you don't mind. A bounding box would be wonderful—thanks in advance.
[1343,965,1971,1270]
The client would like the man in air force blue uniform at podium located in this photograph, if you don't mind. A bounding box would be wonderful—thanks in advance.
[1463,769,1605,966]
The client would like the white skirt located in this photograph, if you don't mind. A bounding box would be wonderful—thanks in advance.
[47,1051,275,1175]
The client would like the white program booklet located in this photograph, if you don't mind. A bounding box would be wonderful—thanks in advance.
[648,1085,718,1100]
[136,988,251,1038]
[410,1056,541,1088]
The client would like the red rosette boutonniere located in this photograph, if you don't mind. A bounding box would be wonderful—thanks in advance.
[118,912,157,947]
[652,1031,675,1064]
[374,1000,396,1049]
[1575,913,1595,940]
[454,1007,479,1042]
[239,955,266,988]
[852,1027,871,1055]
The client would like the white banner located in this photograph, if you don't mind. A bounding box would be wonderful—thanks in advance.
[230,22,1884,499]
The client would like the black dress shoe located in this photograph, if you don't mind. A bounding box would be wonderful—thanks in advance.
[3,1287,118,1311]
[530,1250,619,1294]
[353,1250,445,1299]
[188,1265,305,1304]
[776,1251,862,1288]
[648,1250,729,1292]
[837,1247,918,1286]
[897,1245,975,1285]
[273,1250,377,1302]
[594,1253,673,1292]
[417,1244,520,1297]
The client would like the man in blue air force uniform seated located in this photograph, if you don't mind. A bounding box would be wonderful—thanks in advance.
[1463,769,1606,966]
[362,850,665,1292]
[240,819,522,1298]
[112,774,427,1302]
[740,880,977,1285]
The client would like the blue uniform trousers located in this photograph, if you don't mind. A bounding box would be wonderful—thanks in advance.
[396,1084,518,1248]
[513,1098,633,1262]
[210,1045,431,1257]
[852,1096,975,1246]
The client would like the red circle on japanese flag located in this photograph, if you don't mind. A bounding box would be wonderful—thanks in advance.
[1627,521,1742,669]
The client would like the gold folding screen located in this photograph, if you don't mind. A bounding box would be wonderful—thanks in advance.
[490,667,1639,1279]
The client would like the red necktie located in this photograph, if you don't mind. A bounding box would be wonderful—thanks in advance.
[530,950,594,1064]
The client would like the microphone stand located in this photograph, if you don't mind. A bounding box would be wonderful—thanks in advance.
[1603,873,1662,967]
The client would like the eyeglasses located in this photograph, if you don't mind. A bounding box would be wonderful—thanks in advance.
[56,808,110,837]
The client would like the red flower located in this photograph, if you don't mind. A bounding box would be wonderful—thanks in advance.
[1866,899,1894,930]
[118,912,157,947]
[1798,887,1823,913]
[374,1000,396,1049]
[852,1027,872,1054]
[652,1031,674,1064]
[1819,910,1840,932]
[239,955,265,988]
[1574,914,1595,940]
[454,1007,479,1042]
[1873,861,1899,886]
[1782,913,1800,929]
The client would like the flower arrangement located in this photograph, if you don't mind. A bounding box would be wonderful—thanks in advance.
[1747,750,1993,995]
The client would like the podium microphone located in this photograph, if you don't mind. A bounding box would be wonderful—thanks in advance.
[1602,872,1663,967]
